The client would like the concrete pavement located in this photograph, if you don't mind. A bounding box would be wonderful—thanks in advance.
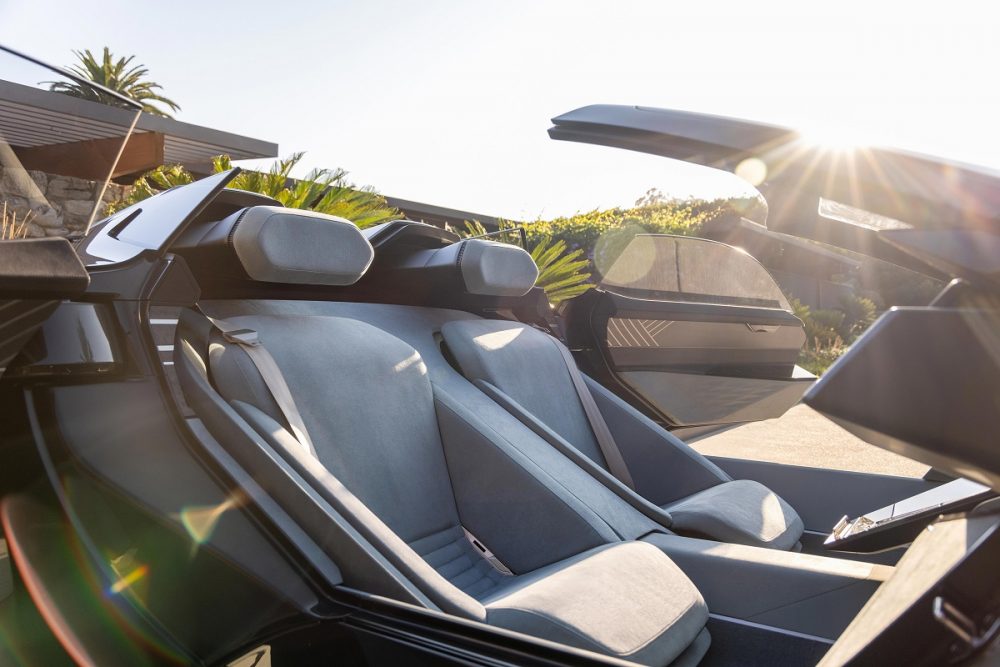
[688,404,929,478]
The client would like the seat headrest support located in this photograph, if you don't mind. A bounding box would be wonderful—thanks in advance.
[230,206,374,286]
[423,239,538,297]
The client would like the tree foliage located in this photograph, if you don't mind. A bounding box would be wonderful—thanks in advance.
[445,197,756,306]
[108,153,401,228]
[791,295,877,375]
[214,154,401,228]
[117,164,194,207]
[520,197,758,275]
[47,48,180,117]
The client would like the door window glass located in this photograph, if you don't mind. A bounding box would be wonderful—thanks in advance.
[599,234,791,309]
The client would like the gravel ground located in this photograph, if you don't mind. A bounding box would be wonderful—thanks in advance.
[688,404,930,478]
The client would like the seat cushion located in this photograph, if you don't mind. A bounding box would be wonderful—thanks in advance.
[664,480,804,551]
[483,542,709,666]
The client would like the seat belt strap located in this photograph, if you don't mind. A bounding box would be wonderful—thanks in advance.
[552,340,637,491]
[201,311,317,458]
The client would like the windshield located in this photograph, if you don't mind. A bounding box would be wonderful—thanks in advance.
[0,46,140,241]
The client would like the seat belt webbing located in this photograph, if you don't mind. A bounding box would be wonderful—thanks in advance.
[202,313,317,458]
[552,341,636,491]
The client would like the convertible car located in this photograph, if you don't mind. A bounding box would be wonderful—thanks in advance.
[1,46,999,666]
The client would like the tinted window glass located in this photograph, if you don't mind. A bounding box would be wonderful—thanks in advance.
[600,234,791,309]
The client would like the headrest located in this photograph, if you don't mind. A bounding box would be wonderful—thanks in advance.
[425,239,538,297]
[230,206,374,286]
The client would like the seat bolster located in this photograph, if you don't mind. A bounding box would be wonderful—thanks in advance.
[483,542,708,666]
[665,479,804,550]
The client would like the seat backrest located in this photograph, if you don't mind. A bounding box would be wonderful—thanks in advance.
[440,319,609,470]
[212,315,456,542]
[209,313,525,602]
[181,208,651,605]
[174,210,712,666]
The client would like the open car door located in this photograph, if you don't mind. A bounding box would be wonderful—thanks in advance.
[548,104,1000,276]
[564,234,812,432]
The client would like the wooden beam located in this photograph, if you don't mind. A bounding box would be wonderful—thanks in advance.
[13,132,164,181]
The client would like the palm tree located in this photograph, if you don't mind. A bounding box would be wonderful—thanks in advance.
[107,153,403,229]
[47,48,180,118]
[213,153,402,229]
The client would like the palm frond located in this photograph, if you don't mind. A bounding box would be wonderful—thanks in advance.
[111,152,401,228]
[529,237,594,305]
[46,47,180,117]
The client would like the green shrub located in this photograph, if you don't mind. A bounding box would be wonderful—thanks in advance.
[798,336,847,377]
[449,197,759,306]
[840,294,877,338]
[867,263,943,307]
[115,164,193,209]
[109,153,401,228]
[790,294,879,375]
[520,199,744,273]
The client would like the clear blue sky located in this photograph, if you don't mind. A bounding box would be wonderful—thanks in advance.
[1,1,997,219]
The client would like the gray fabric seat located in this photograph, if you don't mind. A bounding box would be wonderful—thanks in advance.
[483,541,710,666]
[440,318,804,551]
[205,312,709,665]
[177,207,715,664]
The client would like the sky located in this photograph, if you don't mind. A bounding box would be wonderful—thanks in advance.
[1,1,998,220]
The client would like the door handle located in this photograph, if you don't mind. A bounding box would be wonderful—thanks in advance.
[746,323,780,333]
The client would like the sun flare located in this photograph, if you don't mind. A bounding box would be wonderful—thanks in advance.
[800,125,869,151]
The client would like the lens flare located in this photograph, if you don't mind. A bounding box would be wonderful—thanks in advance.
[735,157,768,186]
[109,563,149,595]
[178,493,244,546]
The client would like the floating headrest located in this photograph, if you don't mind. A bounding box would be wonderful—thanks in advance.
[424,239,538,297]
[230,206,374,286]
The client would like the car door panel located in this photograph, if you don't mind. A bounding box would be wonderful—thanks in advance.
[621,369,810,427]
[566,234,811,428]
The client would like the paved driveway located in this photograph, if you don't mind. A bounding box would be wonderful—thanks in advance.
[688,404,929,478]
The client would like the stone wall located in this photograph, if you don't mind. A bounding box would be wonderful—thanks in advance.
[0,165,131,237]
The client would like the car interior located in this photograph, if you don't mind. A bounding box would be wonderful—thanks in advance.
[3,168,997,667]
[2,39,998,666]
[165,198,886,665]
